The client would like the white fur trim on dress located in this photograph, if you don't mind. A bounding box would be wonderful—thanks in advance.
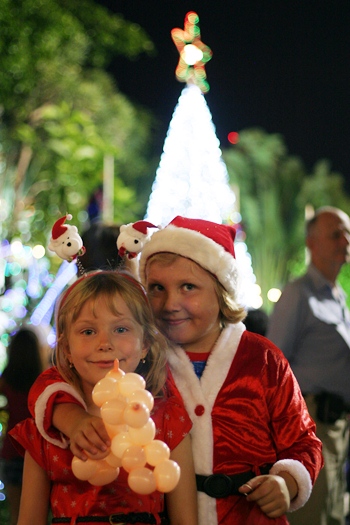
[34,382,87,449]
[270,459,312,511]
[139,224,239,299]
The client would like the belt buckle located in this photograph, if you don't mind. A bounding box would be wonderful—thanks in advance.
[203,474,233,498]
[109,517,125,525]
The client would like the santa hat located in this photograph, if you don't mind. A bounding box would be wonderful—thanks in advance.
[139,216,239,299]
[132,220,157,235]
[51,214,72,240]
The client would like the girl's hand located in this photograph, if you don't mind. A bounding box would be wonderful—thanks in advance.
[68,412,111,461]
[238,474,296,518]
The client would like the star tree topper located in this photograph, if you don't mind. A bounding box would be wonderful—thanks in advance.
[171,11,212,94]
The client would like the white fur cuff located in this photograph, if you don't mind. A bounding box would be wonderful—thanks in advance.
[270,459,312,511]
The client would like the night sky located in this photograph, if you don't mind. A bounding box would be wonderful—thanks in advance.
[98,1,350,191]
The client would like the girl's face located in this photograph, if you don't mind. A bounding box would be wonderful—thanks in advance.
[146,256,221,354]
[65,294,147,402]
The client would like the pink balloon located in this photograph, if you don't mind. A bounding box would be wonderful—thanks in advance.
[144,440,170,467]
[71,456,98,480]
[118,373,146,397]
[128,419,156,446]
[88,460,120,486]
[101,397,127,425]
[92,377,119,407]
[129,389,154,411]
[153,459,181,493]
[123,401,150,428]
[121,445,146,473]
[128,467,157,495]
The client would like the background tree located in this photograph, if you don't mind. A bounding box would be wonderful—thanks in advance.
[223,128,350,312]
[0,0,156,246]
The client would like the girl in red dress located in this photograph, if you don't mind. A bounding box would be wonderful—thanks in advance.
[10,271,197,525]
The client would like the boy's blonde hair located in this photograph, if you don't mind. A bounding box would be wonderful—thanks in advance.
[55,271,168,400]
[146,253,246,326]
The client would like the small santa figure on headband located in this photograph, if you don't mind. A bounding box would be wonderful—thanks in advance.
[117,221,158,260]
[48,214,86,262]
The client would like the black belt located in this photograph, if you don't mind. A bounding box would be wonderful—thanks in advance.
[52,512,169,524]
[196,464,273,498]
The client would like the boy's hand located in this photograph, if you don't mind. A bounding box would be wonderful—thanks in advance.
[238,473,296,518]
[68,412,111,461]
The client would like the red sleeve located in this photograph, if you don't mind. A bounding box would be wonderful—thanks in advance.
[8,418,48,470]
[28,366,86,448]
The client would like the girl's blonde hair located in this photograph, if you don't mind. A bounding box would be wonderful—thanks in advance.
[55,271,168,400]
[146,253,247,326]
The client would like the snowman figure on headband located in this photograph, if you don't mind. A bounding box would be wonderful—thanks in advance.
[48,214,86,262]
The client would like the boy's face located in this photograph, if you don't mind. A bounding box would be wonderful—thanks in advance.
[66,294,147,402]
[146,256,221,354]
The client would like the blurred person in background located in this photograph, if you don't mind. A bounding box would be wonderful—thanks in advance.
[78,222,121,274]
[0,326,50,525]
[267,206,350,525]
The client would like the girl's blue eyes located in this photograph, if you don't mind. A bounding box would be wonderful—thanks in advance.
[81,327,128,335]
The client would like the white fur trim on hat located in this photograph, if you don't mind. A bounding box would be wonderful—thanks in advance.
[139,224,239,299]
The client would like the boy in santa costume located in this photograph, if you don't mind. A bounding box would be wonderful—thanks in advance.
[28,216,322,525]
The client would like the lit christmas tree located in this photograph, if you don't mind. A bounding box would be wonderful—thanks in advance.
[145,12,261,308]
[145,83,236,225]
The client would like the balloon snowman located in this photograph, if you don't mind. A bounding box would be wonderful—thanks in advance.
[71,360,180,494]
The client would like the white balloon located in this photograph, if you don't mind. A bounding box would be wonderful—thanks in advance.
[101,397,127,425]
[121,445,146,473]
[71,456,98,480]
[128,467,157,495]
[104,422,128,439]
[88,460,120,486]
[118,373,146,397]
[144,440,170,466]
[105,452,123,468]
[92,377,119,407]
[111,431,132,458]
[129,389,154,411]
[153,459,181,493]
[123,401,150,428]
[128,419,156,446]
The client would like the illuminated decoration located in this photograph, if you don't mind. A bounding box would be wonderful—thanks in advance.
[0,239,55,373]
[145,84,235,225]
[30,260,78,327]
[228,131,240,145]
[171,11,212,93]
[267,288,282,303]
